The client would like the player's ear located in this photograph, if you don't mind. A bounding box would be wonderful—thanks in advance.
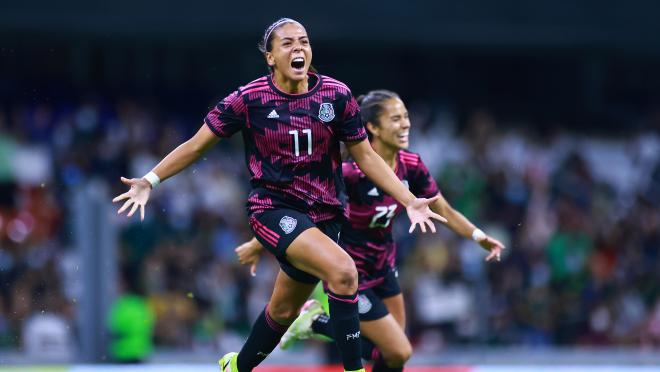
[265,52,276,68]
[366,121,379,137]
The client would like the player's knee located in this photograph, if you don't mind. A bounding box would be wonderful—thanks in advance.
[327,257,358,294]
[383,342,412,367]
[267,302,299,324]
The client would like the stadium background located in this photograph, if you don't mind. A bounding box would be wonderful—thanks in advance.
[0,1,659,370]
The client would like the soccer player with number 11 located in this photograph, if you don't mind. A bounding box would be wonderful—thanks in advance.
[112,18,445,372]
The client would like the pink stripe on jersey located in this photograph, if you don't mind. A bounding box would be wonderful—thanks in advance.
[258,223,280,241]
[250,217,280,246]
[343,97,360,120]
[242,77,268,89]
[229,96,247,116]
[249,155,263,178]
[323,76,348,87]
[399,152,417,160]
[399,151,416,157]
[324,83,348,89]
[242,85,270,95]
[399,152,419,166]
[258,224,279,244]
[359,277,386,291]
[205,112,225,135]
[243,80,268,87]
[255,228,277,247]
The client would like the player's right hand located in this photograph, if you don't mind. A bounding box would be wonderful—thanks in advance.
[235,237,264,277]
[112,177,151,221]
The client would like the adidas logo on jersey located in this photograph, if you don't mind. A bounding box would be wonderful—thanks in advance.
[367,187,379,196]
[267,110,279,119]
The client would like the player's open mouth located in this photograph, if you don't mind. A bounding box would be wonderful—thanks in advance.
[398,132,409,141]
[291,57,305,71]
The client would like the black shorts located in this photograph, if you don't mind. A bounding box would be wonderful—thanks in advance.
[249,208,341,284]
[357,267,402,321]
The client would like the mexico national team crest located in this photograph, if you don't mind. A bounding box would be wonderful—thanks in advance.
[279,216,297,234]
[318,103,335,122]
[358,294,372,314]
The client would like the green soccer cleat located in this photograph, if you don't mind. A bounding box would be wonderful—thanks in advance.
[218,351,238,372]
[280,299,327,349]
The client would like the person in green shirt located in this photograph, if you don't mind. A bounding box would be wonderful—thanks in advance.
[108,271,155,363]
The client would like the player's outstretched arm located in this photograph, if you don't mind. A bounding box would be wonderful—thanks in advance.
[235,237,265,277]
[430,194,505,261]
[346,139,447,233]
[112,124,220,220]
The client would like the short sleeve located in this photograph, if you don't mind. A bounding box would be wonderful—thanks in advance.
[204,90,247,138]
[410,156,440,199]
[341,161,361,199]
[334,91,367,143]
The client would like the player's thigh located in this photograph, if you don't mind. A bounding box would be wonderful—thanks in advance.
[372,269,406,329]
[249,209,322,284]
[382,293,406,330]
[361,313,411,362]
[285,227,356,284]
[268,269,317,322]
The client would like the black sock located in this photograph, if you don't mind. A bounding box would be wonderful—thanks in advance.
[311,313,333,338]
[236,305,289,371]
[313,314,378,362]
[372,357,403,372]
[327,290,363,371]
[361,337,377,360]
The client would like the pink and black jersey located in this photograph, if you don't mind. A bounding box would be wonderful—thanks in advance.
[341,150,439,289]
[205,73,367,222]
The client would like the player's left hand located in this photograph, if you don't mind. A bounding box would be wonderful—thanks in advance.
[112,177,151,221]
[405,195,448,233]
[235,238,264,276]
[477,235,506,262]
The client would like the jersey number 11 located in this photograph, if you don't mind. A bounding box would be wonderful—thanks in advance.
[289,129,312,156]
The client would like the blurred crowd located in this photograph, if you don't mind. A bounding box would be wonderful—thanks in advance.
[0,97,658,359]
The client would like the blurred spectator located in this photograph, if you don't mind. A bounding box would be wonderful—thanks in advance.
[107,269,155,363]
[22,312,73,362]
[1,98,658,356]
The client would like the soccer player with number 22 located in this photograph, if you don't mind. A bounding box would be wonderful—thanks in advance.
[236,90,505,372]
[112,18,445,372]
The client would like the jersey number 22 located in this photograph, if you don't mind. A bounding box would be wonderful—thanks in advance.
[370,204,397,228]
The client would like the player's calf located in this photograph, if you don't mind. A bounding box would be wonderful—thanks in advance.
[267,299,302,324]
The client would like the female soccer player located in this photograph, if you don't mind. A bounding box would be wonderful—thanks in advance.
[235,90,505,372]
[112,20,445,372]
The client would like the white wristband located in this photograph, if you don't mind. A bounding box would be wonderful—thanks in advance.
[471,228,486,242]
[143,171,160,189]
